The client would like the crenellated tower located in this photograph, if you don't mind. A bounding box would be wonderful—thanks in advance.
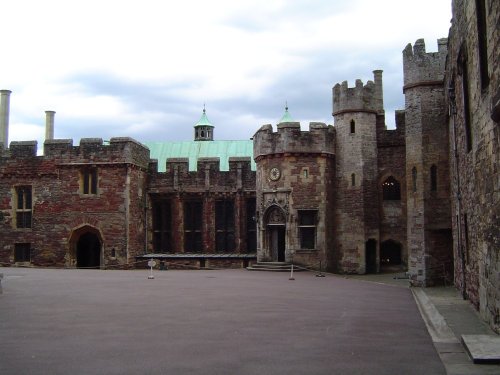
[332,71,383,273]
[403,38,452,286]
[253,110,335,270]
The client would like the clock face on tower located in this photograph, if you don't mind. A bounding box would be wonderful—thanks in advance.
[269,167,281,181]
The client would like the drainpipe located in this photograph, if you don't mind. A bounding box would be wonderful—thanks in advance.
[449,84,467,299]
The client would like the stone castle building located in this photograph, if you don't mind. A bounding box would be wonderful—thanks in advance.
[0,0,498,332]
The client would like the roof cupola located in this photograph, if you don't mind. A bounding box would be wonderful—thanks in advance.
[194,105,214,141]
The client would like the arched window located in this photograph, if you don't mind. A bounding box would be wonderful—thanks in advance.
[412,167,417,192]
[201,130,205,138]
[430,165,437,191]
[350,119,355,134]
[351,173,356,187]
[382,176,401,200]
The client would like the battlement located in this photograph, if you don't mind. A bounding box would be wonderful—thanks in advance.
[253,122,335,159]
[333,70,384,115]
[148,156,255,192]
[0,137,150,169]
[403,38,447,89]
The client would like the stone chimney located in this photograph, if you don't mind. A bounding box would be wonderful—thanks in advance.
[0,90,11,148]
[45,110,55,141]
[373,70,384,114]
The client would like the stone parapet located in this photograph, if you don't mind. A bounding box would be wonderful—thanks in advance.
[333,70,384,115]
[403,38,448,90]
[253,122,334,160]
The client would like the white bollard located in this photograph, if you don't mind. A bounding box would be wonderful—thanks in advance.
[289,264,295,280]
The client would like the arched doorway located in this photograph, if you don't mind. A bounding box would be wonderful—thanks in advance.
[69,225,103,269]
[76,232,101,269]
[265,206,286,262]
[380,240,402,271]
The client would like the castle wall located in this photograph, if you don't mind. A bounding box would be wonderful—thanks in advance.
[147,157,256,256]
[445,0,499,333]
[376,116,407,267]
[0,138,149,268]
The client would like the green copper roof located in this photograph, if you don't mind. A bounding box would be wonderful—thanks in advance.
[195,109,214,127]
[279,106,294,123]
[143,140,255,172]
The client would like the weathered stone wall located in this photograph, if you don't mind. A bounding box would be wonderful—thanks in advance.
[445,0,499,333]
[403,39,452,286]
[377,115,407,266]
[147,157,256,255]
[0,138,149,268]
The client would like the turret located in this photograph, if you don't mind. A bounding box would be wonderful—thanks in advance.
[332,71,382,274]
[253,109,335,271]
[403,38,451,287]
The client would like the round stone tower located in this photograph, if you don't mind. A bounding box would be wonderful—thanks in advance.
[253,107,335,270]
[332,70,383,274]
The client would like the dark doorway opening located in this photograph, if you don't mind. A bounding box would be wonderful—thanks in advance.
[380,240,402,271]
[365,239,377,274]
[77,232,101,269]
[270,226,286,262]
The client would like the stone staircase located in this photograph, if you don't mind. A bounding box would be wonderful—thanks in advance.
[246,262,305,272]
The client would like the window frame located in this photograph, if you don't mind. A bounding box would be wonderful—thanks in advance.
[298,210,317,250]
[15,186,32,229]
[215,199,235,253]
[152,199,172,253]
[184,200,203,253]
[81,167,98,195]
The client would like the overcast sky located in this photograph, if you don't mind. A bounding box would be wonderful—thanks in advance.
[2,0,451,150]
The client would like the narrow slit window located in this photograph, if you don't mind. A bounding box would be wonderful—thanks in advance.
[412,167,417,192]
[350,119,355,134]
[351,173,356,187]
[475,0,489,89]
[82,167,98,195]
[458,47,473,152]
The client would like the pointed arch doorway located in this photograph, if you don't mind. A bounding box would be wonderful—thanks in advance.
[70,225,103,269]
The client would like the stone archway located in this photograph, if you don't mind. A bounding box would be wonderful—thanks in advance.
[69,225,103,269]
[380,240,402,271]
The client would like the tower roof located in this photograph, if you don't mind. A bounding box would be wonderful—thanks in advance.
[195,107,214,128]
[278,104,294,123]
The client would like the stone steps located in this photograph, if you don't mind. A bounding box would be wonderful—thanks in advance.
[246,262,305,272]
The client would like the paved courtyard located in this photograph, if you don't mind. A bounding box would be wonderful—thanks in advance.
[0,267,445,375]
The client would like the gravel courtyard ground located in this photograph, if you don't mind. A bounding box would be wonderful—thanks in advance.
[0,267,445,375]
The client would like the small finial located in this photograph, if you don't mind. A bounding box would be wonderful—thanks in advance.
[203,103,206,114]
[285,101,288,111]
